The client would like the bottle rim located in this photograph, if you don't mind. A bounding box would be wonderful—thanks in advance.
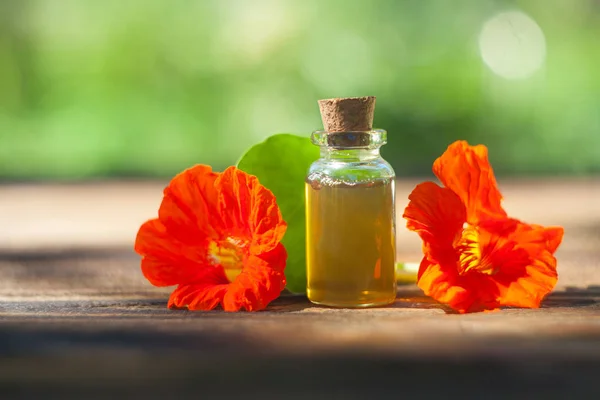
[311,129,387,149]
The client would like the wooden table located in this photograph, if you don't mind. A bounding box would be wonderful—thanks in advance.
[1,178,599,399]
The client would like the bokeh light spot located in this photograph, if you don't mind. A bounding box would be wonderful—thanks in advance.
[479,11,546,80]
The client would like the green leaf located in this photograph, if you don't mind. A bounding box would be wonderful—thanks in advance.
[237,133,319,293]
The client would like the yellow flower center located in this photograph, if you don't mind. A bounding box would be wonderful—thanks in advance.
[454,223,496,275]
[208,238,245,283]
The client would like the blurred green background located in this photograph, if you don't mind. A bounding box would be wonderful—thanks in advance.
[0,0,598,180]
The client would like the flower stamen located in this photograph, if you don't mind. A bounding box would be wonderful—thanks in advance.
[455,224,496,275]
[208,238,245,282]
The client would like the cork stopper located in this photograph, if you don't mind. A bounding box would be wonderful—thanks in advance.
[318,96,376,132]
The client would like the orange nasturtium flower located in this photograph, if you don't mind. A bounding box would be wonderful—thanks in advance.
[403,141,564,313]
[134,165,287,312]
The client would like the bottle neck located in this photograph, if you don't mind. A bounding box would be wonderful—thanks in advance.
[321,147,382,162]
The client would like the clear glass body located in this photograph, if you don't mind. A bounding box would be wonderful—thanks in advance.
[305,130,396,307]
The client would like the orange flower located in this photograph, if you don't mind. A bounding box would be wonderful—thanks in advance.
[134,165,287,312]
[403,141,564,313]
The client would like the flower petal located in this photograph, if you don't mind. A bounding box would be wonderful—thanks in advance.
[135,165,224,287]
[216,167,287,255]
[417,258,502,313]
[433,141,506,224]
[417,218,563,313]
[511,224,564,255]
[403,181,466,264]
[135,219,208,286]
[222,243,287,312]
[168,266,229,311]
[493,222,563,308]
[159,165,222,244]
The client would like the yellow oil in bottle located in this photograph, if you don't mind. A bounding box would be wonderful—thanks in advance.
[305,178,396,307]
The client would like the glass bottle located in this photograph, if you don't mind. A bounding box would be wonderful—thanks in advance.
[305,129,397,307]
